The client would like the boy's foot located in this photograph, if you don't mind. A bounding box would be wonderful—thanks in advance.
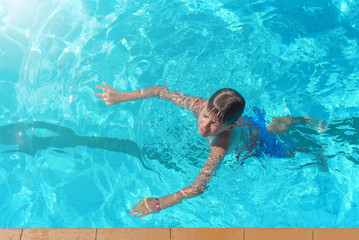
[303,116,328,133]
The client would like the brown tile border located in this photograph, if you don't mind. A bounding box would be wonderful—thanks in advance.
[20,228,96,240]
[171,228,243,240]
[314,228,359,240]
[2,228,359,240]
[97,228,170,240]
[0,229,22,240]
[245,228,313,240]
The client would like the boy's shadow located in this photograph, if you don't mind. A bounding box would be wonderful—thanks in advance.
[293,116,359,171]
[0,121,152,170]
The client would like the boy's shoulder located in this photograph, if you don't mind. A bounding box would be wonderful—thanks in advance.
[171,92,206,116]
[192,96,206,111]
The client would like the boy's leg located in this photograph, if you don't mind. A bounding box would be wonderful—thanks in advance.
[266,115,328,135]
[266,115,297,135]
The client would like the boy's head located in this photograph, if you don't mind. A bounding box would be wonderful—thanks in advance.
[198,88,245,137]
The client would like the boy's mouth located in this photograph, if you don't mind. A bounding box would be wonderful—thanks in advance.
[200,127,208,134]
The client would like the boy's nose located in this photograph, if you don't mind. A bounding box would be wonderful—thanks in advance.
[203,120,211,129]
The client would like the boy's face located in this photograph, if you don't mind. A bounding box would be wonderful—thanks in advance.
[197,108,236,137]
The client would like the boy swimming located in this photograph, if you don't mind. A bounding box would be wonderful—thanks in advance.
[94,82,325,218]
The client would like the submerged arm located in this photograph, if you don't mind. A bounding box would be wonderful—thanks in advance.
[162,143,227,204]
[130,135,229,218]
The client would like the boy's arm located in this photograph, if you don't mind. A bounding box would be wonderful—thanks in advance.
[94,82,168,106]
[95,82,205,115]
[129,133,229,218]
[169,91,206,116]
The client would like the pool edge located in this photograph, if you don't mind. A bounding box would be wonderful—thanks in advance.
[1,228,359,240]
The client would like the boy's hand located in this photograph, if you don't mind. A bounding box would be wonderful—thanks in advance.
[94,81,123,105]
[129,197,158,218]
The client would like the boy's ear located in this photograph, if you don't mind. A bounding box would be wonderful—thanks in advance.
[226,123,237,131]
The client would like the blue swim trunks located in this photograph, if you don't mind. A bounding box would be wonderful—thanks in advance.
[235,107,296,159]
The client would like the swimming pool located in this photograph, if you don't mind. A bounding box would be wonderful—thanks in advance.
[0,0,358,228]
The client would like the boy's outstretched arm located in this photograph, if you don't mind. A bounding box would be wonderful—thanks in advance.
[94,82,205,114]
[129,136,228,218]
[94,81,170,105]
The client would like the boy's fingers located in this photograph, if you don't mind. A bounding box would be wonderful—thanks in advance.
[138,212,149,218]
[94,92,104,97]
[130,211,138,216]
[95,85,106,92]
[102,82,111,89]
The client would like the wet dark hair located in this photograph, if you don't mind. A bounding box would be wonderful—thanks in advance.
[206,88,245,126]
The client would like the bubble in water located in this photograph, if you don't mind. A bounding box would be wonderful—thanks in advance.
[121,38,131,50]
[10,154,20,160]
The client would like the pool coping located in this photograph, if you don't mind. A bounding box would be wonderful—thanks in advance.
[1,228,359,240]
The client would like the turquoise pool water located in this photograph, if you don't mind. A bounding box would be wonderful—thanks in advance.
[0,0,358,228]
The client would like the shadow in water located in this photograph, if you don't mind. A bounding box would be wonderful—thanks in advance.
[292,116,359,171]
[0,121,152,170]
[1,117,357,173]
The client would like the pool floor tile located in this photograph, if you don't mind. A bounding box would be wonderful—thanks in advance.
[245,228,313,240]
[171,228,244,240]
[314,228,359,240]
[21,228,96,240]
[0,229,22,240]
[96,228,170,240]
